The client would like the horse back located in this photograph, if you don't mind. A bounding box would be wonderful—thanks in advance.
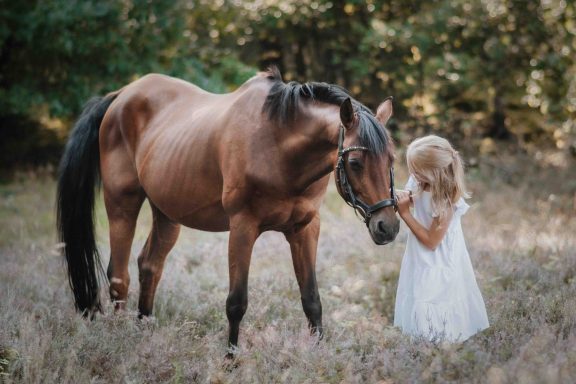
[99,73,291,230]
[100,74,215,153]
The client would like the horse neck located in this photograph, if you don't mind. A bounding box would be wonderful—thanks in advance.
[279,104,341,193]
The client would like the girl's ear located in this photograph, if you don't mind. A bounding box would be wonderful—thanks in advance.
[376,97,393,125]
[340,98,355,130]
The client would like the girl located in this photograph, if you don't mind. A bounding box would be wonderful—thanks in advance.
[394,135,489,342]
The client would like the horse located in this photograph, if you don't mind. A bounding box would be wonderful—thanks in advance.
[56,67,399,352]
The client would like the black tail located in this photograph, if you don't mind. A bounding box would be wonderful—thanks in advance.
[57,94,117,315]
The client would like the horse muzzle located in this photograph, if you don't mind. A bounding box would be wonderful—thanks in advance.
[368,216,400,245]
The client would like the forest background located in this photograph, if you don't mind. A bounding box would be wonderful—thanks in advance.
[1,0,575,173]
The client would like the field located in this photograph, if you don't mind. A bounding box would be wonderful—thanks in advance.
[1,152,575,383]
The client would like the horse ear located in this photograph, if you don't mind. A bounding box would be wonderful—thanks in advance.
[340,97,355,129]
[376,97,394,125]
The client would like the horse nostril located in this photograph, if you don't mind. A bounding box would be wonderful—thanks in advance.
[377,220,398,239]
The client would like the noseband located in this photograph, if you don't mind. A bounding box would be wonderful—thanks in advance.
[334,123,397,225]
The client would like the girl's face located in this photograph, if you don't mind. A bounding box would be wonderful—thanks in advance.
[414,174,431,191]
[416,178,430,191]
[408,160,432,190]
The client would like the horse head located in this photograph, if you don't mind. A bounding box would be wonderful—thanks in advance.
[335,97,400,245]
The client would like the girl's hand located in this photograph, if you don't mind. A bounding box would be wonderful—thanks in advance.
[396,190,412,218]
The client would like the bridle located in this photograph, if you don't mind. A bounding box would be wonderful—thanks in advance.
[334,123,397,225]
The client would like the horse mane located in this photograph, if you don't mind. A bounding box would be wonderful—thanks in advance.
[261,67,392,156]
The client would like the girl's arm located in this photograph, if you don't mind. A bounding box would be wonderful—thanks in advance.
[396,190,452,251]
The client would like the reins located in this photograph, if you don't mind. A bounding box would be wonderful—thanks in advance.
[334,123,397,226]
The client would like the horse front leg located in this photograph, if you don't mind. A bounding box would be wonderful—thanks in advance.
[226,214,259,354]
[284,215,323,337]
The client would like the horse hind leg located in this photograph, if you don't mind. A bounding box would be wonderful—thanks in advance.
[137,204,180,317]
[104,188,145,311]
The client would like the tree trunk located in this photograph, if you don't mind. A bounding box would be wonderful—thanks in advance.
[489,90,510,139]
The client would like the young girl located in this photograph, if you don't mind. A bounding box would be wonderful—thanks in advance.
[394,135,489,342]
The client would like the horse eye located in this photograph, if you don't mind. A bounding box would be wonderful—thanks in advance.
[348,158,364,171]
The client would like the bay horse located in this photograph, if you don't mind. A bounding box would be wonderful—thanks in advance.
[57,67,399,351]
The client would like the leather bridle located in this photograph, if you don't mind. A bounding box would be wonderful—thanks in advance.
[334,123,397,225]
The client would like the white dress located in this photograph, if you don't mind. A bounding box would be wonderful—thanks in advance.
[394,176,489,342]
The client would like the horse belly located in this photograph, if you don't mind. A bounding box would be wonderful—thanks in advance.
[178,204,230,231]
[141,179,230,232]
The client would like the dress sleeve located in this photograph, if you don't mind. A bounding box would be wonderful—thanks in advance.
[453,197,470,218]
[405,175,418,192]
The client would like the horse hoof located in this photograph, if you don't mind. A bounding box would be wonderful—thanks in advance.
[310,326,324,342]
[223,352,240,371]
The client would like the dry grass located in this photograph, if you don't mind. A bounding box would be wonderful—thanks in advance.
[0,154,575,383]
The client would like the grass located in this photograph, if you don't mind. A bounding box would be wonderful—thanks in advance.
[0,153,575,383]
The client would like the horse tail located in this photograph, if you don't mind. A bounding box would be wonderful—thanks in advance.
[57,93,118,315]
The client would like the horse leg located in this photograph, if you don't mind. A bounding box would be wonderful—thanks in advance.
[284,215,323,337]
[104,189,145,311]
[226,215,259,352]
[137,204,181,317]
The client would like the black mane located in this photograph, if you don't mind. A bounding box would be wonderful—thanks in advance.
[262,67,391,156]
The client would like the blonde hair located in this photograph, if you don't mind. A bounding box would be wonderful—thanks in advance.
[406,135,470,220]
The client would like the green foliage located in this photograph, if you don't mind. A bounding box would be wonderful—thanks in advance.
[199,0,575,146]
[1,0,575,171]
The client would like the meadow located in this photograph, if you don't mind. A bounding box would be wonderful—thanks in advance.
[0,150,575,383]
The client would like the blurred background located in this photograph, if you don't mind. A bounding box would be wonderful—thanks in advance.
[1,2,576,381]
[1,0,575,175]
